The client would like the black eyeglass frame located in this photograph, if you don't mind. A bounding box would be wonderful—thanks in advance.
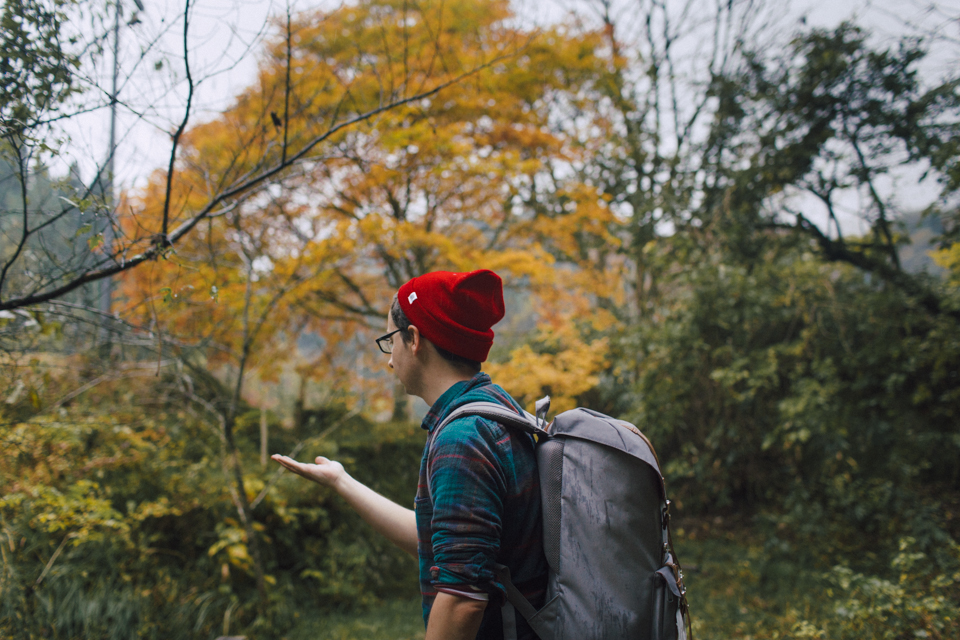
[375,329,404,354]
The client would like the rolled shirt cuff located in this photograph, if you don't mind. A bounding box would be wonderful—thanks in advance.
[435,586,490,601]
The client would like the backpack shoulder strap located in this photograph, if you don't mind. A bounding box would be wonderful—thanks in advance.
[436,401,549,438]
[427,402,549,499]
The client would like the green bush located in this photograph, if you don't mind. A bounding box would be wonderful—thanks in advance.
[0,383,425,639]
[621,243,960,564]
[675,530,959,640]
[829,538,960,640]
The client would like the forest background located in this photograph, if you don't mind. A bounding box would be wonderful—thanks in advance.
[1,0,959,637]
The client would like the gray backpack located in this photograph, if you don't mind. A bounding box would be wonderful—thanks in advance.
[434,397,690,640]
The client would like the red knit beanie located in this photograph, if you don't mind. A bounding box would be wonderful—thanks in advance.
[398,270,505,362]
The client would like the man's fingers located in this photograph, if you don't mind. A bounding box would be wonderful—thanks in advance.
[268,454,345,491]
[272,455,306,475]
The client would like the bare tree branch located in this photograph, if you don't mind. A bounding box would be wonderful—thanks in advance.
[0,55,514,312]
[160,0,195,241]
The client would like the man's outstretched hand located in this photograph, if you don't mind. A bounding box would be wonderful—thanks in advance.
[271,452,418,557]
[271,454,346,490]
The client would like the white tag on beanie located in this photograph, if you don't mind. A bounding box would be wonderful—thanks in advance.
[408,292,418,304]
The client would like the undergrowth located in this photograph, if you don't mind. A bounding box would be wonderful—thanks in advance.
[275,525,959,640]
[677,526,960,640]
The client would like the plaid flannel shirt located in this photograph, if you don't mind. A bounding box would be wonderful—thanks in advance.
[416,372,547,639]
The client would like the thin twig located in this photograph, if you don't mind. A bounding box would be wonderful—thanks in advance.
[250,408,361,510]
[161,0,195,240]
[282,4,292,165]
[35,532,77,588]
[50,361,176,409]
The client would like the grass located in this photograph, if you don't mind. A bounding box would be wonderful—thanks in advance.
[280,527,958,640]
[676,531,832,639]
[280,531,829,640]
[283,596,424,640]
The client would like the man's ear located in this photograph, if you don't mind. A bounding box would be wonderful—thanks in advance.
[407,325,422,355]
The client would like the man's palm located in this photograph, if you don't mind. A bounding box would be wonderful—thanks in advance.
[271,454,345,488]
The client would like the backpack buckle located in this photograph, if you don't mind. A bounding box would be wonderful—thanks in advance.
[535,396,551,431]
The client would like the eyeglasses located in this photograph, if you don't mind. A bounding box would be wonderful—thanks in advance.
[376,329,403,354]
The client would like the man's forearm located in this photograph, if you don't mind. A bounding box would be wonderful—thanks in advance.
[335,473,418,557]
[425,592,487,640]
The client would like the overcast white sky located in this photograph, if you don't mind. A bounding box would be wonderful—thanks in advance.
[61,0,958,229]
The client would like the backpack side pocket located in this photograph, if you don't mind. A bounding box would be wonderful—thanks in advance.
[653,566,683,640]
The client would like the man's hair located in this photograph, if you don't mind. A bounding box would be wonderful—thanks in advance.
[391,294,482,374]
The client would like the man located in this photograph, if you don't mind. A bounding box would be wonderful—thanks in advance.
[273,269,547,640]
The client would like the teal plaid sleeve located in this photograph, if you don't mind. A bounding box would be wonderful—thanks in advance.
[428,415,511,589]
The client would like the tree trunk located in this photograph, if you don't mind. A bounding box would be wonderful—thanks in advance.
[391,381,408,421]
[223,414,268,604]
[260,406,268,468]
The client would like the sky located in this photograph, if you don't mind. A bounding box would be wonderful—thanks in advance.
[60,0,959,230]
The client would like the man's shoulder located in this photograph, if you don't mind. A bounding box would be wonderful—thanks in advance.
[430,375,525,448]
[441,382,522,427]
[432,412,508,449]
[448,377,523,415]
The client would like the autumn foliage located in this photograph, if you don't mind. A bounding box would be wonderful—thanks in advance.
[118,0,613,412]
[3,0,960,638]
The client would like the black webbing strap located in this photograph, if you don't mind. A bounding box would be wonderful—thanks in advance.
[495,564,550,640]
[501,600,518,640]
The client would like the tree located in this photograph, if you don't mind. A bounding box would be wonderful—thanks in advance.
[0,0,88,311]
[122,0,612,413]
[115,0,609,605]
[710,24,960,319]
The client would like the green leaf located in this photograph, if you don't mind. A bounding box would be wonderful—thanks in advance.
[29,387,41,410]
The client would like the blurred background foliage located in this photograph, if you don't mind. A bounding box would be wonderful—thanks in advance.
[1,381,424,637]
[2,0,959,637]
